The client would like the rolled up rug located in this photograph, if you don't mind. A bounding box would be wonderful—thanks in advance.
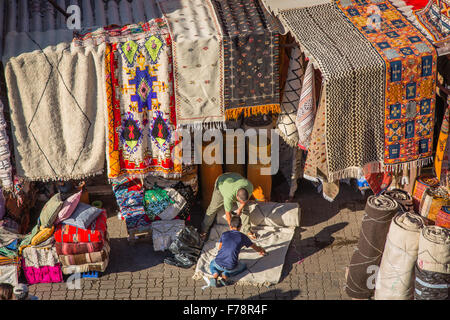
[383,189,414,213]
[345,195,398,299]
[415,226,450,300]
[58,242,110,267]
[375,212,425,300]
[436,206,450,229]
[419,187,450,222]
[412,175,440,212]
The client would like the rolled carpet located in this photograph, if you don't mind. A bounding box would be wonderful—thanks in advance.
[375,212,425,300]
[383,189,414,213]
[417,226,450,274]
[414,264,450,300]
[346,195,398,299]
[415,225,450,300]
[419,187,450,222]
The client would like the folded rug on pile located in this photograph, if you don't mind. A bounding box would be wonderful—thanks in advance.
[375,212,425,300]
[158,0,225,129]
[210,0,281,121]
[415,226,450,300]
[102,19,182,179]
[55,240,105,256]
[58,242,110,267]
[194,202,300,286]
[0,264,19,286]
[61,257,109,275]
[346,195,398,299]
[393,0,450,48]
[54,211,107,244]
[4,42,106,181]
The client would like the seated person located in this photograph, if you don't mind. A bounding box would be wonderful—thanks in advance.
[209,216,266,287]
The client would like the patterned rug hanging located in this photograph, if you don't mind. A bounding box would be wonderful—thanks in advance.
[210,0,281,120]
[103,19,182,179]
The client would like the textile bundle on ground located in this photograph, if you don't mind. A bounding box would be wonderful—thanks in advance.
[375,212,425,300]
[419,186,450,222]
[436,206,450,228]
[0,226,21,286]
[158,0,226,129]
[194,202,300,286]
[210,0,281,121]
[415,226,450,300]
[412,175,440,211]
[21,237,63,285]
[383,189,414,212]
[346,195,398,299]
[274,0,437,181]
[99,19,182,179]
[4,41,107,181]
[54,209,109,275]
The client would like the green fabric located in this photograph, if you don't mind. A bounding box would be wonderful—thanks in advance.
[217,173,253,212]
[19,223,40,248]
[39,193,63,228]
[144,187,174,219]
[0,246,17,258]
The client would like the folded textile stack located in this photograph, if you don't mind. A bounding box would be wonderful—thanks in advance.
[21,237,62,285]
[112,177,150,234]
[415,226,450,300]
[0,226,21,286]
[419,186,450,222]
[436,206,450,228]
[412,175,440,212]
[54,203,109,275]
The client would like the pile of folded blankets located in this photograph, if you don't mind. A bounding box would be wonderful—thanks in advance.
[0,222,21,286]
[112,177,196,251]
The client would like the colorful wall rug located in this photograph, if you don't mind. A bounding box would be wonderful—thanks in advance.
[336,0,437,171]
[158,0,226,129]
[210,0,281,120]
[104,19,182,179]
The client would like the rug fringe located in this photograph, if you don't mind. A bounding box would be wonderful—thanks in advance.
[275,128,299,148]
[17,169,105,182]
[225,104,281,121]
[108,170,183,184]
[328,166,364,182]
[176,121,226,131]
[192,272,274,288]
[384,157,433,173]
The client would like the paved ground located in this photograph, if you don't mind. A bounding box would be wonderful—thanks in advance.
[27,180,368,300]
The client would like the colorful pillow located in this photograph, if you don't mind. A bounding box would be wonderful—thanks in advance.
[62,202,103,230]
[30,226,55,246]
[54,191,82,225]
[39,193,63,228]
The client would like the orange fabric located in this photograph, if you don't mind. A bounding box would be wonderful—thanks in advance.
[247,141,271,201]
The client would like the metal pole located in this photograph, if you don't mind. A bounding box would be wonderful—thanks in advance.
[46,0,70,19]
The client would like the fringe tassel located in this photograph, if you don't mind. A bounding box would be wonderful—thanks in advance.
[384,156,433,173]
[225,104,281,121]
[176,121,226,132]
[17,169,105,182]
[328,166,364,183]
[192,272,273,288]
[275,128,299,148]
[108,170,183,184]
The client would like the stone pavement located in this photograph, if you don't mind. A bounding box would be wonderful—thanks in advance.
[27,180,368,300]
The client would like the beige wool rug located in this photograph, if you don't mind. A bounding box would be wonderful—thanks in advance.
[5,42,106,181]
[193,202,300,287]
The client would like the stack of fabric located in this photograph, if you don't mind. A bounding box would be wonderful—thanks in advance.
[419,186,450,222]
[112,177,150,235]
[21,236,62,285]
[0,226,21,287]
[414,226,450,300]
[53,200,109,275]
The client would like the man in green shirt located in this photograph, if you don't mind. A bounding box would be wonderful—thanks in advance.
[200,172,256,240]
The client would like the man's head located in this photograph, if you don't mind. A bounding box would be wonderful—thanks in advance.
[230,216,242,230]
[236,188,250,204]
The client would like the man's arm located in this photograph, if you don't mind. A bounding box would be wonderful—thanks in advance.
[218,242,222,251]
[235,201,247,216]
[251,243,267,256]
[225,211,232,228]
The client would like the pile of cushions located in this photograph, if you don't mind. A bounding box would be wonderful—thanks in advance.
[54,203,109,275]
[16,190,110,283]
[0,226,21,286]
